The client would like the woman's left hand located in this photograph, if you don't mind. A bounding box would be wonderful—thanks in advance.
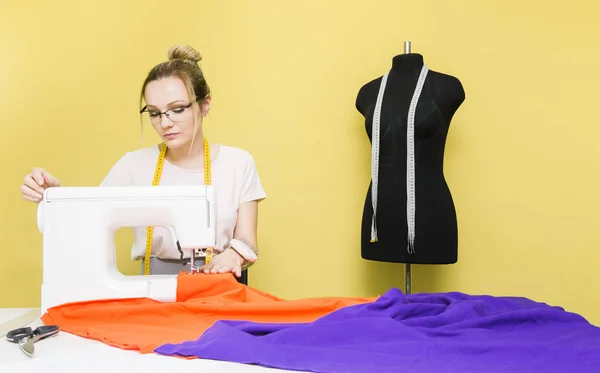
[199,248,243,277]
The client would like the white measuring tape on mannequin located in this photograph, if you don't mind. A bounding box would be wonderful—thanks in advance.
[370,65,429,255]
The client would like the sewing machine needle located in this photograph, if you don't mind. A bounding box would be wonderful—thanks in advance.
[190,250,196,273]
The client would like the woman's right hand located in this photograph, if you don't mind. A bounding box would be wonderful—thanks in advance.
[21,167,61,203]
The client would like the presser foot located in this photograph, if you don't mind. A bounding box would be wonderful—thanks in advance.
[181,260,199,273]
[182,262,200,274]
[181,248,214,274]
[189,260,200,274]
[182,249,201,274]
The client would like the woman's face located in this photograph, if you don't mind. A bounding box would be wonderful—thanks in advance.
[143,76,207,149]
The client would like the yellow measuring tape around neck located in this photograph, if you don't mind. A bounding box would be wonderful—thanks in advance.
[143,138,212,275]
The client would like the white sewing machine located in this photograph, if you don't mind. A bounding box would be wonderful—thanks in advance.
[36,185,216,314]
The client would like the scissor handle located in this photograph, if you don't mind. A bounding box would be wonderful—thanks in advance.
[6,325,59,343]
[31,325,60,342]
[6,327,33,343]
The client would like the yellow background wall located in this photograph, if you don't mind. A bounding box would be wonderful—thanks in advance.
[1,1,599,325]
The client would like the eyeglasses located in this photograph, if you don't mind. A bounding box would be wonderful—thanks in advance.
[139,102,193,125]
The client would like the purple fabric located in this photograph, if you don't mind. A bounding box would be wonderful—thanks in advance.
[154,289,600,373]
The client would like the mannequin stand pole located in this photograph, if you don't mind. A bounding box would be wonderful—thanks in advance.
[405,262,411,294]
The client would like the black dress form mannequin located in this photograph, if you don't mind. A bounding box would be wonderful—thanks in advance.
[356,53,465,265]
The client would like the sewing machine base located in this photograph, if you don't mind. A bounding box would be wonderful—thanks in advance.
[40,269,249,315]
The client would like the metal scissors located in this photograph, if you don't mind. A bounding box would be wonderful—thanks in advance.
[6,325,60,356]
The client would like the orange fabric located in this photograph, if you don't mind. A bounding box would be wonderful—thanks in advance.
[41,272,377,354]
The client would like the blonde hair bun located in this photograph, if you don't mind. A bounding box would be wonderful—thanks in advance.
[167,45,202,63]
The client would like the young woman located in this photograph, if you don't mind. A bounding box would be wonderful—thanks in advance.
[19,45,266,277]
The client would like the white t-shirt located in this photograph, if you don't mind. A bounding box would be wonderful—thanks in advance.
[100,143,267,260]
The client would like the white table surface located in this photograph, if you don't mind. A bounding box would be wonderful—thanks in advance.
[0,308,300,372]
